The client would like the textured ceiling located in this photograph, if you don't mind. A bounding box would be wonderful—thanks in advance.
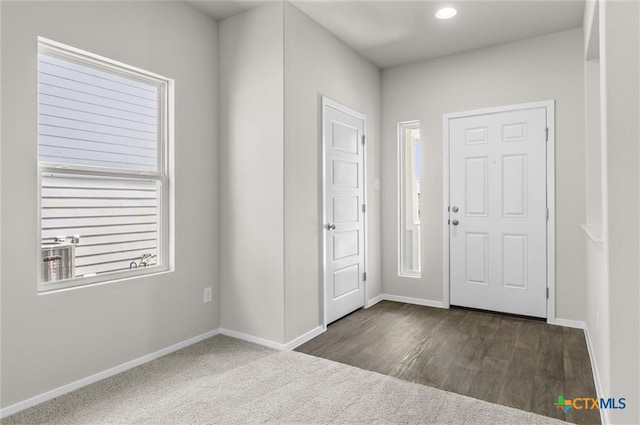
[185,0,585,68]
[185,0,272,20]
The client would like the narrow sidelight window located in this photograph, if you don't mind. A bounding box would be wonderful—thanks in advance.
[38,38,173,291]
[398,121,421,277]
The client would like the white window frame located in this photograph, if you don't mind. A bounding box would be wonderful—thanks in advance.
[37,37,174,292]
[398,120,421,278]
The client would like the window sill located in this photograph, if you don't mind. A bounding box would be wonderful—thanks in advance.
[398,273,422,279]
[38,266,172,294]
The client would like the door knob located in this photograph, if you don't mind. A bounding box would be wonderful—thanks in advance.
[451,206,459,213]
[326,223,336,230]
[451,219,459,226]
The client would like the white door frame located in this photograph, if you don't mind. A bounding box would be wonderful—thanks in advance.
[321,96,368,328]
[442,100,556,323]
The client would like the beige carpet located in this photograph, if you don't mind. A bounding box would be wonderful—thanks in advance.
[2,335,566,424]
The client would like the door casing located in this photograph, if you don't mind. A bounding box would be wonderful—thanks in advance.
[321,96,368,328]
[442,100,556,324]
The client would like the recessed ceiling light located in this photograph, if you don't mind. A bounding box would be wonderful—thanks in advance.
[435,7,457,20]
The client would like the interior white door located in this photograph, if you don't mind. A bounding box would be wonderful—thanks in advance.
[449,106,548,318]
[323,98,366,324]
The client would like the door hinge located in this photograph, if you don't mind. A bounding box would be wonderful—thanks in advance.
[547,287,549,299]
[545,127,549,142]
[546,207,549,220]
[362,204,366,213]
[361,134,366,145]
[363,272,367,282]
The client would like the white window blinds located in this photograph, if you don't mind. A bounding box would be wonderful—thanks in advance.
[38,53,160,172]
[41,174,160,277]
[37,38,170,290]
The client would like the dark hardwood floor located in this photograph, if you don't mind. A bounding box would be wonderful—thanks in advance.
[295,301,600,425]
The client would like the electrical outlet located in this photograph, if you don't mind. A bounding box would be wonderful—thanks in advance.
[203,287,213,303]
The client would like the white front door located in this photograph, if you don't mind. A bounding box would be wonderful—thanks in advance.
[448,105,549,318]
[322,98,366,324]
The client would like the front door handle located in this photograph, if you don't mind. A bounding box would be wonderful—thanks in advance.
[326,223,336,230]
[451,219,459,226]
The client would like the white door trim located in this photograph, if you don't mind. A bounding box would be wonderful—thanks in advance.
[442,100,556,323]
[321,96,367,327]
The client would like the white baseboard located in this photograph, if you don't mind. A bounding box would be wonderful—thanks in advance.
[220,326,325,352]
[220,328,286,351]
[284,325,325,351]
[583,324,608,425]
[366,294,384,308]
[550,318,586,329]
[0,329,220,419]
[382,294,446,309]
[550,319,608,424]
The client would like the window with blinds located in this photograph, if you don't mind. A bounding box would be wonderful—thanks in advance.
[38,38,172,291]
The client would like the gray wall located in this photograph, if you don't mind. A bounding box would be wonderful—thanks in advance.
[219,2,286,343]
[0,1,219,408]
[381,29,586,321]
[283,3,382,341]
[600,1,640,422]
[219,2,382,344]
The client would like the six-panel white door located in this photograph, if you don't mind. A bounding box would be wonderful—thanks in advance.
[449,107,548,318]
[323,99,366,324]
